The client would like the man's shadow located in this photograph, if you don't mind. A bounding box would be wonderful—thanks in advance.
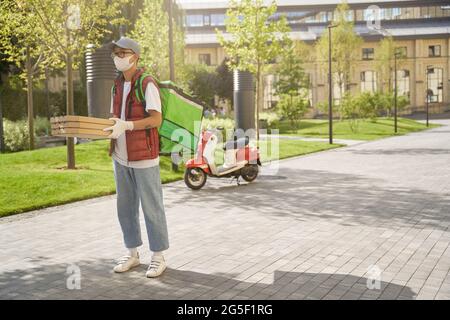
[0,257,416,300]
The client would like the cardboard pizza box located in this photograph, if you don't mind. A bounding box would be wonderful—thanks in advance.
[51,127,111,140]
[50,115,114,126]
[51,122,109,130]
[50,115,114,139]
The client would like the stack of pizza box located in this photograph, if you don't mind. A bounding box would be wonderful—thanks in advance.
[50,115,115,140]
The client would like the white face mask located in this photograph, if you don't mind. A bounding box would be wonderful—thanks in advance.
[114,55,135,72]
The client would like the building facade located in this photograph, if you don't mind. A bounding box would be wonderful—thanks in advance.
[179,0,450,115]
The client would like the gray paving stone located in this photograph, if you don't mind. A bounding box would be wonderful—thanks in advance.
[1,120,450,300]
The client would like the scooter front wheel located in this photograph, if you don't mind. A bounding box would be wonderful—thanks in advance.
[184,167,207,190]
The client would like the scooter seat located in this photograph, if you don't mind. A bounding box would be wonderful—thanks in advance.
[223,137,249,150]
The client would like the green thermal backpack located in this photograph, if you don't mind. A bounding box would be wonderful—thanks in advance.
[133,72,204,155]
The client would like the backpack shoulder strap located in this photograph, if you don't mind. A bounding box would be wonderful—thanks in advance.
[134,73,161,111]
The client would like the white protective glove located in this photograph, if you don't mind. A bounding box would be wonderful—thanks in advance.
[103,117,134,139]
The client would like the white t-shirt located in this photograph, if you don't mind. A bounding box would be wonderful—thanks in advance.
[110,81,161,168]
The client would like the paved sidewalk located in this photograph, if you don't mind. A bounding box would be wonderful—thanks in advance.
[0,121,449,300]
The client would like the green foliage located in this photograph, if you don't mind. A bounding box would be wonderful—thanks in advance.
[34,116,51,137]
[3,119,36,152]
[274,40,310,129]
[183,63,218,108]
[217,0,290,74]
[339,93,362,132]
[259,112,280,128]
[1,82,87,121]
[278,117,437,141]
[275,41,308,97]
[0,0,129,77]
[277,94,308,129]
[339,92,410,132]
[375,36,406,94]
[0,0,47,83]
[130,0,185,82]
[215,57,234,106]
[217,0,291,131]
[201,117,235,131]
[316,1,363,104]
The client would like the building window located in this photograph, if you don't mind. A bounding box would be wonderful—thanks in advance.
[203,15,210,26]
[300,73,312,107]
[362,48,375,60]
[346,10,354,21]
[333,73,345,105]
[364,7,380,21]
[394,70,410,98]
[429,45,441,57]
[211,14,225,26]
[305,14,316,23]
[186,14,203,27]
[318,12,328,22]
[426,67,443,103]
[392,8,402,18]
[198,53,211,66]
[361,71,377,93]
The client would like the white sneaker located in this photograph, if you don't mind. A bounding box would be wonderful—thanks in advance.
[113,254,140,273]
[146,255,167,278]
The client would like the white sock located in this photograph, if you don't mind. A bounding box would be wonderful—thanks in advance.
[129,248,138,257]
[152,251,164,258]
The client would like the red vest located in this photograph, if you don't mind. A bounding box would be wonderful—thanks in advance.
[108,68,160,161]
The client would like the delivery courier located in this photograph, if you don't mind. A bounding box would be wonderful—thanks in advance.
[104,37,169,278]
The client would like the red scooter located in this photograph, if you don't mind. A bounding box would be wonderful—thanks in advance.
[184,129,261,190]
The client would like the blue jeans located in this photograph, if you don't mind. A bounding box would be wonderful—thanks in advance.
[112,160,169,252]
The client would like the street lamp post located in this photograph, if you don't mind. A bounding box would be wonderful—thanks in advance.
[328,24,337,145]
[167,0,178,171]
[394,51,398,133]
[426,66,432,127]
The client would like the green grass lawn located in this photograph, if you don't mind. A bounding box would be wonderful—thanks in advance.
[0,138,339,217]
[278,117,438,141]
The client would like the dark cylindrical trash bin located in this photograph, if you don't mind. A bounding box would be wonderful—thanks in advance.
[85,43,117,118]
[233,69,255,134]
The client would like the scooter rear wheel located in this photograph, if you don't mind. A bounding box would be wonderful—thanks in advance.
[184,167,207,190]
[241,164,259,182]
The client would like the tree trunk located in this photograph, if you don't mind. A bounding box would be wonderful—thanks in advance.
[66,30,75,169]
[45,67,50,120]
[338,76,344,121]
[0,87,4,153]
[167,0,178,172]
[26,46,34,150]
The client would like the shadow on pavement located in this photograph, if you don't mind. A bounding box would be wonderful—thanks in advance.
[0,257,416,300]
[166,168,450,231]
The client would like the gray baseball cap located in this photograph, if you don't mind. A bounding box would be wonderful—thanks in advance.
[111,37,141,56]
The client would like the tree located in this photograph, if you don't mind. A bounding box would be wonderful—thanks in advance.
[275,40,309,128]
[375,36,406,116]
[277,94,308,129]
[0,0,49,150]
[130,0,185,83]
[184,63,217,108]
[275,41,308,97]
[316,1,362,118]
[217,0,291,139]
[2,0,128,167]
[214,57,234,110]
